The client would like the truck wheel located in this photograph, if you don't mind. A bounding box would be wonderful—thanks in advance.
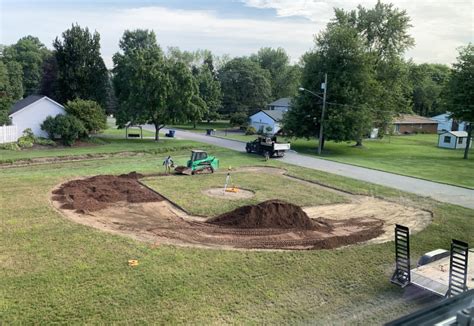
[246,146,251,153]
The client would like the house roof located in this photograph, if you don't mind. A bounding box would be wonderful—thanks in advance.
[9,95,65,117]
[440,131,469,137]
[267,97,292,107]
[261,109,284,121]
[9,95,45,115]
[393,114,437,125]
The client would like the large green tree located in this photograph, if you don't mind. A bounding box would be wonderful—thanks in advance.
[53,24,108,106]
[195,63,221,123]
[285,25,375,147]
[409,63,450,117]
[113,30,200,140]
[444,44,474,159]
[251,47,301,99]
[0,62,13,124]
[3,36,50,96]
[218,57,271,116]
[285,1,414,150]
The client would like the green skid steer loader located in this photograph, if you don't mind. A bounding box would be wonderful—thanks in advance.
[174,150,219,175]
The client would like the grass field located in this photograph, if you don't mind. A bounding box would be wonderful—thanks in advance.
[2,137,474,324]
[143,171,347,216]
[205,131,474,189]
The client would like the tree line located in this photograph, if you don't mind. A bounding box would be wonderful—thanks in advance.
[0,0,472,151]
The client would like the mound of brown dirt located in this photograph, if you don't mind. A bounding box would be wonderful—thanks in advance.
[53,174,163,213]
[207,200,331,231]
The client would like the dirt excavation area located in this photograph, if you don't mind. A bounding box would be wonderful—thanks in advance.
[51,169,432,250]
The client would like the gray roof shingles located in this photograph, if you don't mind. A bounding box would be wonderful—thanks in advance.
[9,95,45,115]
[262,110,284,121]
[268,97,292,107]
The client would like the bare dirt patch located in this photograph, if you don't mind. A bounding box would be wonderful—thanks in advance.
[202,188,255,200]
[51,167,432,250]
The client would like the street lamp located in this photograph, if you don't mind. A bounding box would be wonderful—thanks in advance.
[299,73,328,155]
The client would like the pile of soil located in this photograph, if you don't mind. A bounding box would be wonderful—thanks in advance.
[53,173,162,213]
[207,200,332,231]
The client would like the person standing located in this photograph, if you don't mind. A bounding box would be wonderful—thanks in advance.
[163,155,174,174]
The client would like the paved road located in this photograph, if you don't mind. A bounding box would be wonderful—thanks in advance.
[145,126,474,210]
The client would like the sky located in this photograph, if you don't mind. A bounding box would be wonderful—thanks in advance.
[1,0,472,68]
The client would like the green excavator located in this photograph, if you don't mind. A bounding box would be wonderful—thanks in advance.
[174,150,219,175]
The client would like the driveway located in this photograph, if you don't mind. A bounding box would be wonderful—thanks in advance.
[144,126,474,210]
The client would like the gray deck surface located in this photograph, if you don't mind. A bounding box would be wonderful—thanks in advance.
[410,251,473,296]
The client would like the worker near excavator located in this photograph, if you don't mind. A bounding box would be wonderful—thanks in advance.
[163,155,174,174]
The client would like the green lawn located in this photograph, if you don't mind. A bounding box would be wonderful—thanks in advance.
[168,120,238,134]
[2,138,474,324]
[208,132,474,189]
[287,134,474,189]
[143,171,347,216]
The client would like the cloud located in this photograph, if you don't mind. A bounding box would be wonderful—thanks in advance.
[1,5,317,68]
[242,0,474,64]
[1,1,471,68]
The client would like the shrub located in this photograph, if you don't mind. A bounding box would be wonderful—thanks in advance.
[35,137,57,146]
[54,115,87,146]
[265,126,273,134]
[41,116,57,139]
[0,142,20,151]
[17,137,34,148]
[41,114,86,146]
[65,99,106,134]
[17,128,36,148]
[245,126,257,135]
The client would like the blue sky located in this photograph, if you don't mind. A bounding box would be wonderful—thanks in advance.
[1,0,472,67]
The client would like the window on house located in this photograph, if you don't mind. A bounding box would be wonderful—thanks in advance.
[444,136,451,143]
[458,137,463,144]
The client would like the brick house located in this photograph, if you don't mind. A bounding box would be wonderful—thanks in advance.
[392,114,438,134]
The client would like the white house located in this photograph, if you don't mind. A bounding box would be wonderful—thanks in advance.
[438,131,472,149]
[431,112,467,132]
[9,95,65,138]
[249,110,284,134]
[266,98,292,112]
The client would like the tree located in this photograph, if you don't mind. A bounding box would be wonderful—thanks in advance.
[444,44,474,159]
[229,112,248,128]
[196,64,221,123]
[333,1,415,130]
[64,99,106,134]
[409,63,450,116]
[285,25,375,148]
[5,61,23,101]
[53,24,108,106]
[39,54,60,101]
[284,1,414,149]
[251,47,301,99]
[113,30,200,140]
[218,57,271,116]
[0,62,12,125]
[2,36,50,96]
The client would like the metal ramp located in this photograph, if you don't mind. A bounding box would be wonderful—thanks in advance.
[391,224,411,287]
[447,239,469,298]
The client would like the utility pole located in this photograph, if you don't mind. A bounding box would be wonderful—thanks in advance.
[318,73,328,155]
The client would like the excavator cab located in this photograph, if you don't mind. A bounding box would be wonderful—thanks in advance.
[189,150,208,165]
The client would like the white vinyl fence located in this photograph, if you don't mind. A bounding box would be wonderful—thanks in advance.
[0,125,19,144]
